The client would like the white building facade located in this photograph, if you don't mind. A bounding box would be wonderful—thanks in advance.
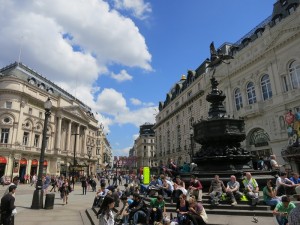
[0,62,109,180]
[154,0,300,173]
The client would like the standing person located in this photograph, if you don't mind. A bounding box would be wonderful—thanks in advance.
[42,174,51,194]
[49,175,57,192]
[60,178,71,205]
[3,177,19,197]
[1,185,17,225]
[113,175,117,186]
[31,174,37,187]
[118,175,122,185]
[97,195,115,225]
[273,195,296,225]
[81,176,87,195]
[209,175,225,205]
[187,196,208,225]
[225,175,243,206]
[242,172,259,206]
[188,175,203,202]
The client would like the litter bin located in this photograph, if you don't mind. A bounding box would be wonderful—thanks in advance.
[44,193,55,209]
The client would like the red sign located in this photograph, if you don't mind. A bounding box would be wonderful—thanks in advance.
[20,158,27,165]
[31,159,38,166]
[0,156,7,164]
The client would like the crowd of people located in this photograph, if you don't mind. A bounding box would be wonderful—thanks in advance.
[92,167,300,225]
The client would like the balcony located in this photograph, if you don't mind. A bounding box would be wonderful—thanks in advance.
[236,101,264,118]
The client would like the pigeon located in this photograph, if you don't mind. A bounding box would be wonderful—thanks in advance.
[252,215,258,223]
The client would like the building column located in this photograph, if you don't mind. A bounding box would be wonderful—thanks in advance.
[76,125,80,155]
[83,127,87,154]
[66,120,72,152]
[55,116,62,149]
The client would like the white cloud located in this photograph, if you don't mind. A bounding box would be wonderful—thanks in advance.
[112,0,152,20]
[0,0,155,149]
[111,69,133,82]
[113,146,131,156]
[130,98,142,105]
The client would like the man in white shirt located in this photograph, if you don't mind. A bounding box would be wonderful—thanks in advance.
[270,155,281,170]
[276,172,296,196]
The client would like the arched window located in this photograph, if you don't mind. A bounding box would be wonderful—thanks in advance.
[247,82,257,104]
[289,61,300,89]
[234,88,243,110]
[261,75,272,100]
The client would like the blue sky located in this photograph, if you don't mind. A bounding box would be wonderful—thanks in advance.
[0,0,275,156]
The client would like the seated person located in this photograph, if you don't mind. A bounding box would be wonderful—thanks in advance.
[270,155,281,170]
[172,176,187,203]
[128,193,148,224]
[225,175,243,206]
[188,175,203,202]
[242,172,259,206]
[147,176,163,197]
[149,195,166,224]
[276,172,296,196]
[115,195,133,225]
[187,196,208,225]
[92,183,109,208]
[273,195,296,225]
[289,173,300,200]
[180,162,190,173]
[176,194,190,225]
[263,179,281,206]
[209,175,225,205]
[161,176,174,198]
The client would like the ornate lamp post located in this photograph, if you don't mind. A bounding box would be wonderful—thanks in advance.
[87,149,92,176]
[31,97,52,209]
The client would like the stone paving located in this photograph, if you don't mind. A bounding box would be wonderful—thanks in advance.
[0,182,278,225]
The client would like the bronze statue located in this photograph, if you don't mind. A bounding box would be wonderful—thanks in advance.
[207,42,234,75]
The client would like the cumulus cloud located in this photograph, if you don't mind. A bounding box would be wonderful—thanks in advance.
[112,0,152,20]
[130,98,142,105]
[111,69,133,82]
[0,0,155,151]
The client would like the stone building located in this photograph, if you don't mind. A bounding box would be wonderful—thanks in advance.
[154,0,300,173]
[134,123,155,170]
[0,62,110,180]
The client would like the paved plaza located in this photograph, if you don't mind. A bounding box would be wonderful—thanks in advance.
[0,182,278,225]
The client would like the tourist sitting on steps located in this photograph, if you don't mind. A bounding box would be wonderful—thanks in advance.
[276,172,296,196]
[186,196,208,225]
[225,175,243,206]
[149,195,166,224]
[270,155,281,171]
[128,193,148,225]
[263,179,281,207]
[273,195,296,225]
[289,172,300,200]
[242,172,259,206]
[188,175,203,202]
[209,175,226,206]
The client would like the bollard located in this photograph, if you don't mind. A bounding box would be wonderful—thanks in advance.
[44,193,55,209]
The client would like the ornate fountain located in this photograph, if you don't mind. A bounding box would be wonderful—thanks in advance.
[180,42,276,187]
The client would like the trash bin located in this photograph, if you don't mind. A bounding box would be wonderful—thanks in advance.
[44,193,55,209]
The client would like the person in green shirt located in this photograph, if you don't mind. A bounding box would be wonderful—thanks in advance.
[273,195,296,225]
[149,195,166,224]
[263,179,281,206]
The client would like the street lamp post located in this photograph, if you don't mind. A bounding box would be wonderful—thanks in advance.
[72,133,79,190]
[190,127,194,162]
[10,158,16,181]
[31,97,52,209]
[87,149,92,177]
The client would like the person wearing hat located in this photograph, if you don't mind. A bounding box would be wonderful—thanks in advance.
[97,195,115,225]
[1,185,17,225]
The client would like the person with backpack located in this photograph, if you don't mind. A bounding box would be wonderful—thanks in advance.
[242,172,259,206]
